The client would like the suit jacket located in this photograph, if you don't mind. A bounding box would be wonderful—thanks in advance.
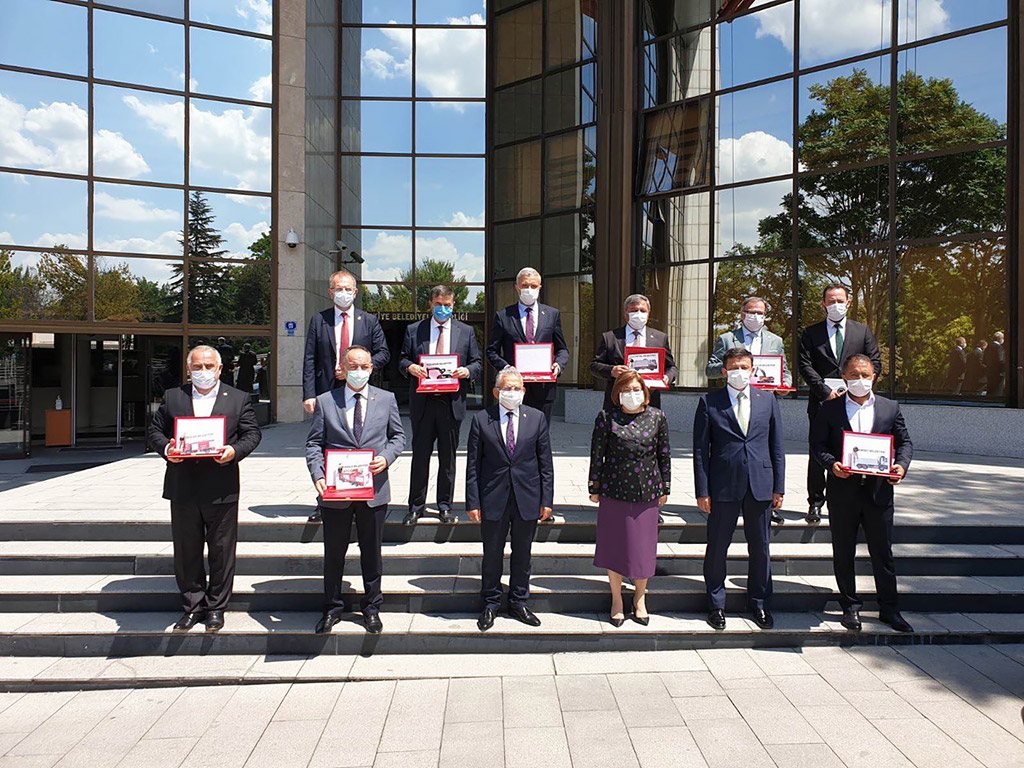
[302,307,390,399]
[810,394,913,508]
[591,326,679,410]
[705,327,792,386]
[147,383,263,505]
[943,346,967,392]
[692,386,785,503]
[465,405,554,520]
[983,342,1006,390]
[798,319,881,410]
[305,385,406,510]
[964,346,987,393]
[486,303,570,406]
[399,317,483,423]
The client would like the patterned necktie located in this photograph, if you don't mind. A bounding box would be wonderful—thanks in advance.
[434,323,445,354]
[525,307,535,343]
[338,311,350,368]
[632,329,642,345]
[505,411,516,456]
[834,322,844,362]
[736,391,749,435]
[352,393,363,442]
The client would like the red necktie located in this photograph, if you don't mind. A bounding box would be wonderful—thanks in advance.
[338,312,350,369]
[434,323,445,354]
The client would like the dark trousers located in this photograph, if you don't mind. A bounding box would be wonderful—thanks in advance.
[703,489,772,611]
[170,500,238,614]
[321,501,387,615]
[524,388,554,424]
[480,496,538,608]
[807,405,826,507]
[409,397,461,514]
[827,490,898,613]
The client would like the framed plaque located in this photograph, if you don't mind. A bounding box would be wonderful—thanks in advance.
[171,416,226,459]
[417,353,460,393]
[515,342,556,383]
[750,355,794,394]
[625,346,667,389]
[840,431,901,479]
[824,377,847,395]
[323,449,375,501]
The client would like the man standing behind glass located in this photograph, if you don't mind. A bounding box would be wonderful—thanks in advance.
[798,284,881,524]
[486,267,569,424]
[400,285,483,525]
[302,269,390,523]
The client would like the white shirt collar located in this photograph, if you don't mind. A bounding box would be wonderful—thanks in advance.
[625,324,646,338]
[335,306,352,321]
[828,316,847,332]
[846,392,875,410]
[434,317,451,330]
[501,406,520,419]
[726,384,749,407]
[346,383,367,401]
[518,302,535,316]
[193,382,220,400]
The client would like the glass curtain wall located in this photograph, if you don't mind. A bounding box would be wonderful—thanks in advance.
[635,0,1011,402]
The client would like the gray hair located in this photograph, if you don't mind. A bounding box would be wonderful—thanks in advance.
[515,267,542,285]
[623,293,650,312]
[430,284,454,300]
[494,365,523,389]
[741,296,771,313]
[187,345,222,367]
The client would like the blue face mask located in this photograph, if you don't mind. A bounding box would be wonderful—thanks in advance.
[432,304,453,322]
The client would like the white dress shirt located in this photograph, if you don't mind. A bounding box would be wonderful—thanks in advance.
[429,319,452,354]
[845,391,876,433]
[334,307,354,366]
[192,382,220,418]
[741,328,763,355]
[827,316,848,358]
[725,383,750,430]
[501,406,520,445]
[341,384,367,432]
[624,325,647,347]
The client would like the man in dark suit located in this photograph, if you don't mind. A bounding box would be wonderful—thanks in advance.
[147,345,262,632]
[466,366,554,631]
[216,337,235,387]
[943,336,968,394]
[797,284,881,523]
[984,331,1006,398]
[305,345,406,635]
[302,269,390,523]
[400,285,483,525]
[693,348,785,631]
[486,267,569,423]
[963,339,988,394]
[591,293,678,410]
[811,353,913,633]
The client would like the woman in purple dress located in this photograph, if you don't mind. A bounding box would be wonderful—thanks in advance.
[588,371,671,626]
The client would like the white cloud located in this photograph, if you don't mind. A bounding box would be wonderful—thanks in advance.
[123,95,185,147]
[93,129,150,178]
[31,232,87,250]
[94,191,178,223]
[0,95,86,173]
[416,233,484,282]
[717,131,793,185]
[445,211,484,228]
[249,74,272,103]
[224,220,269,256]
[361,231,411,281]
[0,231,13,244]
[94,231,181,255]
[226,193,271,212]
[235,0,272,35]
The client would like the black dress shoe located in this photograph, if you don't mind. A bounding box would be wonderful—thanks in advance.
[403,510,422,526]
[307,510,322,523]
[752,608,774,629]
[879,611,914,633]
[172,611,204,631]
[477,607,497,632]
[507,603,541,627]
[609,614,626,627]
[707,609,726,630]
[771,510,785,524]
[204,610,225,631]
[314,611,342,634]
[806,505,822,524]
[437,508,457,524]
[364,612,383,634]
[841,608,862,631]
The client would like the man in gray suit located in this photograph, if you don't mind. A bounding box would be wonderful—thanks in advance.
[306,345,405,635]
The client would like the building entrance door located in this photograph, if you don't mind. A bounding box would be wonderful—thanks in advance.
[0,334,31,458]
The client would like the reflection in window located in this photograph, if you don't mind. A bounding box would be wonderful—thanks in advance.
[352,230,412,282]
[898,0,1006,44]
[340,156,412,226]
[797,165,889,249]
[495,1,542,87]
[544,211,594,275]
[416,28,485,98]
[93,183,184,256]
[717,3,793,90]
[0,71,87,174]
[187,259,271,325]
[342,101,412,154]
[342,27,413,98]
[191,0,273,33]
[417,231,485,283]
[99,0,183,17]
[93,10,185,90]
[188,334,272,398]
[640,263,711,388]
[189,99,272,191]
[416,158,485,227]
[539,275,593,386]
[203,192,272,259]
[544,63,596,133]
[546,0,597,69]
[0,251,87,322]
[717,181,790,257]
[493,220,541,281]
[642,29,711,109]
[94,256,182,323]
[799,0,890,68]
[639,101,712,194]
[641,193,709,265]
[0,173,87,249]
[417,1,486,25]
[342,0,411,25]
[494,141,542,221]
[0,0,87,76]
[416,102,485,154]
[640,0,713,41]
[190,27,272,102]
[93,86,184,183]
[494,80,542,145]
[544,129,595,213]
[718,79,793,185]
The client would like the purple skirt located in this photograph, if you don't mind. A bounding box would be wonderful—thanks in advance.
[593,496,659,579]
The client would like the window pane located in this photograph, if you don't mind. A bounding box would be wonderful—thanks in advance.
[898,0,1006,45]
[416,102,484,154]
[187,335,271,397]
[93,10,185,90]
[543,210,594,275]
[362,282,416,313]
[189,99,272,191]
[493,220,540,280]
[544,128,595,213]
[98,0,183,17]
[416,158,485,227]
[494,80,542,145]
[417,231,484,283]
[897,29,1007,155]
[93,183,183,256]
[0,251,87,321]
[640,263,711,388]
[799,58,889,171]
[342,26,413,97]
[417,0,486,24]
[0,173,86,249]
[547,0,596,69]
[342,0,412,25]
[544,63,596,133]
[203,192,271,259]
[416,28,485,98]
[192,0,273,33]
[797,165,889,249]
[358,230,413,281]
[340,156,412,226]
[495,1,542,87]
[718,79,793,185]
[94,85,184,183]
[538,275,592,384]
[188,259,271,325]
[799,0,891,68]
[0,71,87,174]
[411,282,478,313]
[639,100,712,194]
[641,193,709,265]
[0,0,87,75]
[717,3,793,90]
[717,180,791,257]
[640,0,713,41]
[494,141,541,221]
[642,28,712,109]
[190,27,272,102]
[342,100,412,153]
[94,256,182,323]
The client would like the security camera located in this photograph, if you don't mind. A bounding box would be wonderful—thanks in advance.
[286,228,300,248]
[335,241,348,252]
[350,252,364,264]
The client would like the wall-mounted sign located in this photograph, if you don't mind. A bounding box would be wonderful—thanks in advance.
[285,321,297,336]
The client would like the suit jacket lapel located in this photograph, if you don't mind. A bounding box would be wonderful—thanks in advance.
[491,409,511,459]
[418,318,432,357]
[716,388,744,438]
[330,387,355,443]
[323,309,338,360]
[818,322,838,364]
[614,328,627,362]
[210,386,230,417]
[353,311,365,345]
[507,305,527,342]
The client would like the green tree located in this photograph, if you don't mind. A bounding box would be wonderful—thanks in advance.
[93,259,141,322]
[0,250,44,320]
[227,231,272,326]
[362,259,474,314]
[172,191,230,324]
[35,248,87,321]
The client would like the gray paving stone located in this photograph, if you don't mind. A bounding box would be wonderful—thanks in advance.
[244,720,327,768]
[843,646,928,684]
[872,717,984,768]
[309,680,395,768]
[687,719,776,768]
[0,692,77,736]
[607,673,684,728]
[351,653,552,680]
[945,644,1024,698]
[554,674,618,712]
[562,710,639,768]
[503,676,561,728]
[659,671,724,698]
[378,679,448,754]
[554,650,704,675]
[273,682,343,721]
[115,736,196,768]
[373,751,438,768]
[746,648,816,676]
[439,721,502,768]
[181,684,291,768]
[627,726,707,768]
[799,647,889,692]
[144,685,237,740]
[767,674,846,708]
[696,648,765,681]
[503,727,572,768]
[672,695,740,723]
[727,688,820,745]
[910,699,1024,768]
[0,755,59,768]
[797,704,913,768]
[765,743,845,768]
[444,677,502,723]
[9,689,130,756]
[841,690,922,720]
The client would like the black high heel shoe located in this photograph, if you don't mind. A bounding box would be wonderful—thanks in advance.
[632,595,650,626]
[609,614,626,627]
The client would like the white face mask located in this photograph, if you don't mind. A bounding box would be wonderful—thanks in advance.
[845,377,873,397]
[518,288,539,306]
[191,369,218,390]
[619,389,646,412]
[627,311,648,331]
[499,389,524,410]
[333,288,355,310]
[825,301,848,323]
[742,312,765,333]
[726,368,751,391]
[345,368,371,390]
